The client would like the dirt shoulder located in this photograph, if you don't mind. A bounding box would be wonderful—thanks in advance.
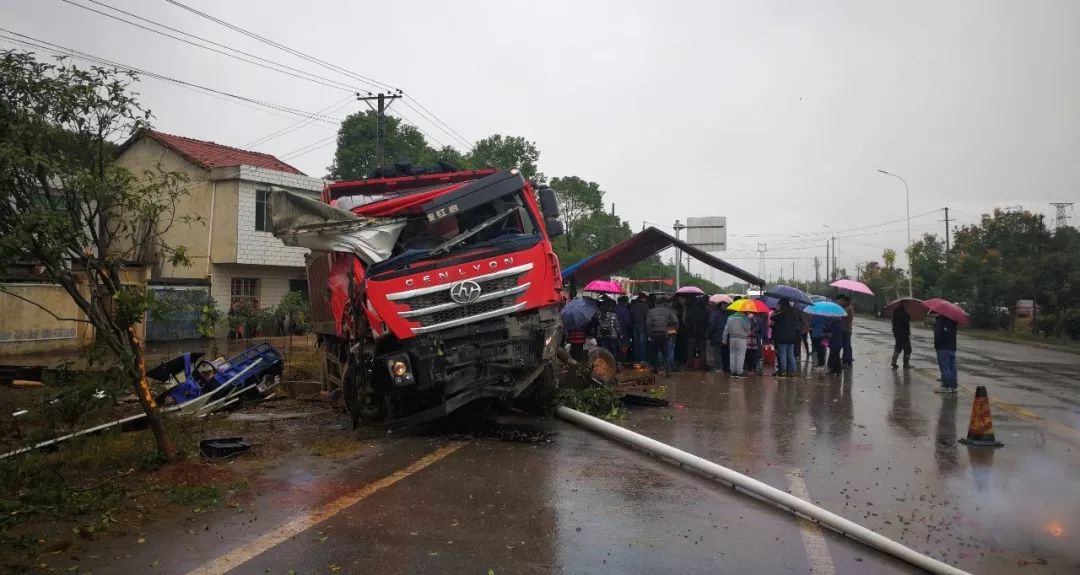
[0,395,364,575]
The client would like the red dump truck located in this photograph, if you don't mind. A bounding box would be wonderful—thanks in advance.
[273,168,565,426]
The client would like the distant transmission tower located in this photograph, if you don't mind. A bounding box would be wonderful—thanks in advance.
[757,243,767,281]
[1051,202,1074,229]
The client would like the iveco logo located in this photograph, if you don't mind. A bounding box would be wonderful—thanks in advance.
[449,280,482,304]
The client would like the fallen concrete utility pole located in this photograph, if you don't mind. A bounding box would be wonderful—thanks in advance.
[555,406,971,575]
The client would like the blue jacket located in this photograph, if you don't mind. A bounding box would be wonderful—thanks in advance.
[706,308,728,343]
[810,316,829,339]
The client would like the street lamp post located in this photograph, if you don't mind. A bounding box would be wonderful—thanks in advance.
[878,169,913,298]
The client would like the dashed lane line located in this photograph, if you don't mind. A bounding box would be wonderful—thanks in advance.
[786,469,837,575]
[184,441,468,575]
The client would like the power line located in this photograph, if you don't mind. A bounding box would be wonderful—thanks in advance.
[164,0,394,92]
[163,0,474,150]
[243,95,355,149]
[0,29,341,125]
[56,0,367,94]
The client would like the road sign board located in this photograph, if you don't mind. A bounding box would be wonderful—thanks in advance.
[686,216,726,251]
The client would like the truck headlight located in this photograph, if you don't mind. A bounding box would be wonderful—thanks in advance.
[386,355,413,385]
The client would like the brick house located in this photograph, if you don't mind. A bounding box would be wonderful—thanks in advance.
[115,131,324,338]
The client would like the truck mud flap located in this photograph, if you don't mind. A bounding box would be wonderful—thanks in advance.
[389,363,547,430]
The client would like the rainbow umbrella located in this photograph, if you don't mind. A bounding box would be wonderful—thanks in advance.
[728,299,770,314]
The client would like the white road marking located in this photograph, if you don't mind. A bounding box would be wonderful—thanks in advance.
[787,469,837,575]
[184,442,467,575]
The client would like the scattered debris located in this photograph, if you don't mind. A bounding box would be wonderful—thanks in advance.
[226,412,320,422]
[199,437,251,459]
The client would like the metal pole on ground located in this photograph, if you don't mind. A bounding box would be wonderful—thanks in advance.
[555,406,971,575]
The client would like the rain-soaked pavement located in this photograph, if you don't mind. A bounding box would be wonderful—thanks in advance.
[81,320,1078,574]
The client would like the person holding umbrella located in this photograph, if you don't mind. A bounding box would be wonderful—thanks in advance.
[804,300,849,375]
[647,296,679,376]
[928,300,965,393]
[706,300,729,372]
[771,299,800,377]
[722,304,753,378]
[836,294,855,366]
[891,305,912,369]
[629,292,650,362]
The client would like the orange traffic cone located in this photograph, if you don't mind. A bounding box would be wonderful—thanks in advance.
[958,386,1004,447]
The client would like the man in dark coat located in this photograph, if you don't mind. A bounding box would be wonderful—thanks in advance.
[629,293,650,362]
[933,314,959,393]
[891,305,912,369]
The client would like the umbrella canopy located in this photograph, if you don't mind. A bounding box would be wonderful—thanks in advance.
[560,297,598,330]
[830,278,875,296]
[727,299,763,313]
[763,295,809,310]
[764,285,813,305]
[883,298,929,320]
[583,279,624,294]
[804,301,848,318]
[923,298,971,326]
[709,293,734,304]
[675,285,705,295]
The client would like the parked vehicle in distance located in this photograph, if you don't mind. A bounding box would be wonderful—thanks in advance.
[1015,299,1035,317]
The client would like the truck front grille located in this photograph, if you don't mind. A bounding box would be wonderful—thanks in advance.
[387,263,532,334]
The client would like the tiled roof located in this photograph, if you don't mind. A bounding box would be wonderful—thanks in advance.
[143,131,305,175]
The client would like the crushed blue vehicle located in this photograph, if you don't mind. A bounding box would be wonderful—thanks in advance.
[148,343,284,406]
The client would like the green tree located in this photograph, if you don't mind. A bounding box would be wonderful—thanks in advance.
[0,51,198,461]
[908,233,947,297]
[467,134,542,183]
[548,176,604,250]
[328,110,443,179]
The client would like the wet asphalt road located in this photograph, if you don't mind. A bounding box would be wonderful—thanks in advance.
[83,320,1079,574]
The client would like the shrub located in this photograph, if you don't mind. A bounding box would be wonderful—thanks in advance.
[1063,310,1080,340]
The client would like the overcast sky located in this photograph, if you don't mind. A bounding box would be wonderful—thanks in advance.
[5,0,1079,285]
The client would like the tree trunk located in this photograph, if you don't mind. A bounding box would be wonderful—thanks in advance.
[126,327,177,462]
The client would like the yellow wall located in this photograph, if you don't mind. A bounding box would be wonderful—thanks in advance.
[0,283,92,357]
[114,138,215,279]
[208,178,239,266]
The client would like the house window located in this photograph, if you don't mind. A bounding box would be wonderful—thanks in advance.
[255,189,272,232]
[231,277,259,309]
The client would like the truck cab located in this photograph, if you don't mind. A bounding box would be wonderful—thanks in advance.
[283,168,564,425]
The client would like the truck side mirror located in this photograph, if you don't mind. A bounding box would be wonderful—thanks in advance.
[537,187,564,238]
[538,186,560,217]
[545,217,565,238]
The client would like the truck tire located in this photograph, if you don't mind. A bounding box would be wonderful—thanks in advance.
[518,363,558,414]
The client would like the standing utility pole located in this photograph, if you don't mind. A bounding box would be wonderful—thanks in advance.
[941,207,952,255]
[814,256,821,285]
[1051,202,1074,229]
[831,236,837,280]
[673,220,686,289]
[825,241,830,282]
[757,243,768,283]
[878,169,913,297]
[357,91,403,170]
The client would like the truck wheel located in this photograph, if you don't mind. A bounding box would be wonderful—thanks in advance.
[519,363,558,414]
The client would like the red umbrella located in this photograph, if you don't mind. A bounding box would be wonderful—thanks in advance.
[749,298,772,313]
[883,298,929,320]
[923,298,970,326]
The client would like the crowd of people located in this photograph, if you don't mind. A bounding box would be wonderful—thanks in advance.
[573,291,857,379]
[570,290,962,393]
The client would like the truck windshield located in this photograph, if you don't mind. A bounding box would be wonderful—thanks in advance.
[379,190,539,270]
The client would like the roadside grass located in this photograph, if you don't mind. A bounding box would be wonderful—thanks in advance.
[0,411,243,549]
